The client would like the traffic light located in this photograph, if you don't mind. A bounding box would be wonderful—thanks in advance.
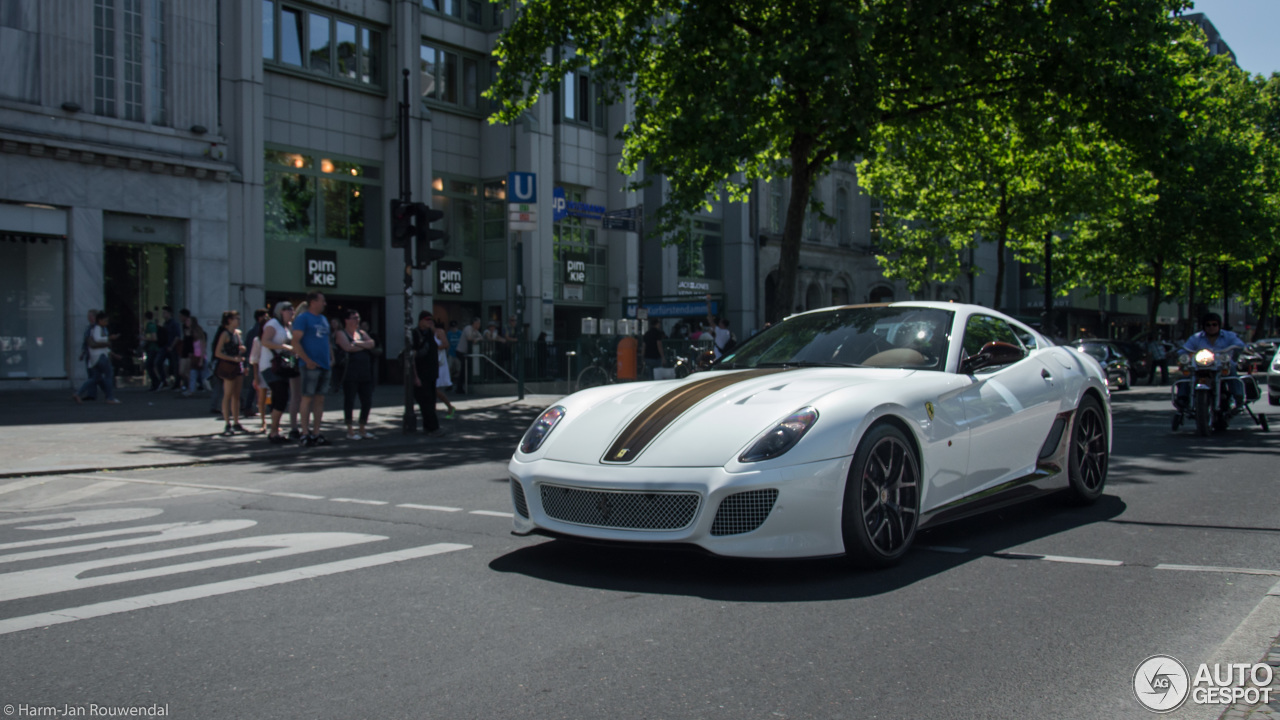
[412,203,446,270]
[390,199,413,249]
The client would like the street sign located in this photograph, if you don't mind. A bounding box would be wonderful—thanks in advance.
[507,172,536,203]
[604,205,642,219]
[602,216,637,231]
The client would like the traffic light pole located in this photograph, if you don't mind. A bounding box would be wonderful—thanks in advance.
[398,69,416,434]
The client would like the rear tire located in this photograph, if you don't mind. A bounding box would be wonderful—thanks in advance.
[1194,388,1211,437]
[841,424,920,569]
[1065,395,1108,505]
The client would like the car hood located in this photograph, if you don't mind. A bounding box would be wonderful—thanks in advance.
[542,367,914,467]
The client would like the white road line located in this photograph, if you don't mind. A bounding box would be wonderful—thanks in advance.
[0,520,256,562]
[0,542,471,636]
[469,510,514,518]
[920,545,970,554]
[994,551,1124,566]
[396,504,462,513]
[0,508,164,530]
[269,492,326,500]
[22,481,127,509]
[1155,563,1280,577]
[0,478,52,497]
[329,498,388,506]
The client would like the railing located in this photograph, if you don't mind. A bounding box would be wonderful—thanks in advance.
[457,336,718,389]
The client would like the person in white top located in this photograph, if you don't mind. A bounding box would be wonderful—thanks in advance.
[705,294,732,361]
[260,302,297,444]
[73,311,121,404]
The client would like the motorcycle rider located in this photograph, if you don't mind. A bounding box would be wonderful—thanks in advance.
[1175,312,1245,410]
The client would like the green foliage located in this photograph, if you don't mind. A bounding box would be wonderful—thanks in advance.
[490,0,1190,320]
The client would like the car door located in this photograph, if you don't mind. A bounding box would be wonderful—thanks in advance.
[955,314,1061,494]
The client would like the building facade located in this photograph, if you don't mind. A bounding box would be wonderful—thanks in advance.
[2,0,983,389]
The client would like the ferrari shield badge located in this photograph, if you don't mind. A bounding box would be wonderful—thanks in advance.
[925,402,935,421]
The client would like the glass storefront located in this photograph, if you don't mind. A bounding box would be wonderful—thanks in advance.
[0,236,66,379]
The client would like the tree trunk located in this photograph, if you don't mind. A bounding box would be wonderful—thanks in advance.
[772,135,815,323]
[1256,255,1278,339]
[1042,231,1053,336]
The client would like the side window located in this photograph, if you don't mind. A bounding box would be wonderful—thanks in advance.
[961,315,1026,364]
[1013,326,1039,351]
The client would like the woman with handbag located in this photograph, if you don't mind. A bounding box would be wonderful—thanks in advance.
[336,308,376,440]
[213,311,248,436]
[260,301,298,444]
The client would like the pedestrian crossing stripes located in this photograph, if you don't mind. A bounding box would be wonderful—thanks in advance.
[0,507,471,636]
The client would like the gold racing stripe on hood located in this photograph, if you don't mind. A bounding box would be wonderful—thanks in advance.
[602,368,789,464]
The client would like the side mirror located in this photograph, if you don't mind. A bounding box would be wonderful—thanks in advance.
[961,341,1024,374]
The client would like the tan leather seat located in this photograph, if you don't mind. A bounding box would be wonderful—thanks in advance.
[863,348,926,367]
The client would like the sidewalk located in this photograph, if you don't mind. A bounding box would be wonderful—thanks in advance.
[0,383,561,478]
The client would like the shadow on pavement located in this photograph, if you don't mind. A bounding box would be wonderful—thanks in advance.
[488,493,1127,602]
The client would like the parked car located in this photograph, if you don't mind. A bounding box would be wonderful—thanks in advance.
[1246,338,1280,375]
[1111,339,1153,381]
[1268,346,1280,406]
[1074,340,1132,390]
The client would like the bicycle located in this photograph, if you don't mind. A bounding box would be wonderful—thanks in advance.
[575,340,617,391]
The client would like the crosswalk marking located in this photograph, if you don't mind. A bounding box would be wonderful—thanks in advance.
[0,477,52,497]
[0,520,258,564]
[0,508,164,530]
[0,543,471,637]
[397,504,462,512]
[0,532,385,602]
[20,480,128,509]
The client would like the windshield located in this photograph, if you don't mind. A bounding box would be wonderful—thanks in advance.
[716,306,954,371]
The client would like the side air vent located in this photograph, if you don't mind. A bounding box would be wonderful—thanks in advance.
[511,479,529,519]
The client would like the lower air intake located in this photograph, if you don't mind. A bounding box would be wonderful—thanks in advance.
[539,484,700,531]
[710,489,779,536]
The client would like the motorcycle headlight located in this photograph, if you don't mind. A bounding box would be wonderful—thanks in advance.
[1177,353,1191,366]
[1194,349,1216,366]
[740,407,818,463]
[519,405,566,454]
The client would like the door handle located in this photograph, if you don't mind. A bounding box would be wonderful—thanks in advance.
[1041,368,1053,380]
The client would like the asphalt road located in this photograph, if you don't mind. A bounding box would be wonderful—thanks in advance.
[0,386,1277,720]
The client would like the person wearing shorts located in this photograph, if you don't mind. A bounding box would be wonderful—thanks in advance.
[292,291,332,447]
[260,301,296,444]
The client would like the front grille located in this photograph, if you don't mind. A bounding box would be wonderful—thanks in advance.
[511,479,529,519]
[538,484,700,531]
[710,489,779,536]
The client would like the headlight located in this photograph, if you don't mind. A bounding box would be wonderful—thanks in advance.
[739,407,818,463]
[1194,349,1216,366]
[519,405,566,454]
[1177,353,1191,366]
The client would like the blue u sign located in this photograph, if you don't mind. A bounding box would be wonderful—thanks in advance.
[508,172,537,203]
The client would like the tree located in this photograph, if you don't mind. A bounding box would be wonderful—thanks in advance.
[489,0,1188,323]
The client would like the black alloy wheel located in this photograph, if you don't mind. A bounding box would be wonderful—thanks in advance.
[842,424,920,568]
[1065,395,1108,505]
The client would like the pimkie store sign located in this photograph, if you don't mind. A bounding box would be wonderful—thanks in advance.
[305,249,338,288]
[437,260,464,295]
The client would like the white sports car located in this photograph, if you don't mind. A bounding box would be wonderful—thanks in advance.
[508,302,1111,567]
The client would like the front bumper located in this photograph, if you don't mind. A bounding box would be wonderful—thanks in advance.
[507,456,853,559]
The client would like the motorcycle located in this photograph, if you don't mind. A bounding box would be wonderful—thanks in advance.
[1171,347,1269,436]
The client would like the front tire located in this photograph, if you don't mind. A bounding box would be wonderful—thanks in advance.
[1194,388,1211,437]
[576,365,610,392]
[1065,395,1108,505]
[841,424,920,569]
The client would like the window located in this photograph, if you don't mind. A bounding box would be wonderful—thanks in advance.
[678,219,722,280]
[483,180,507,280]
[264,2,383,87]
[94,0,167,125]
[422,0,494,29]
[961,315,1025,364]
[264,148,383,248]
[553,191,607,304]
[836,187,850,247]
[431,176,481,259]
[420,43,484,110]
[560,67,605,130]
[768,179,783,234]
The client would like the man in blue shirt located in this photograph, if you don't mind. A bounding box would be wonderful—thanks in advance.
[291,292,332,446]
[1177,312,1246,408]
